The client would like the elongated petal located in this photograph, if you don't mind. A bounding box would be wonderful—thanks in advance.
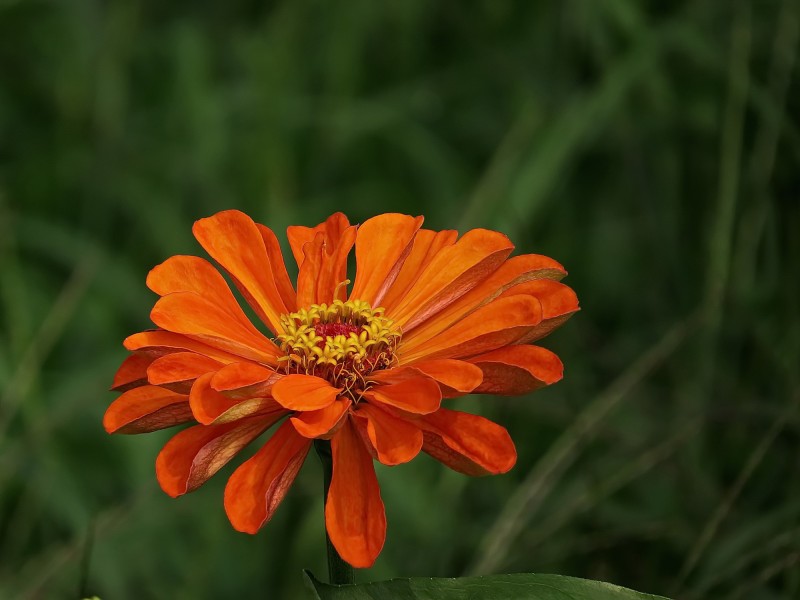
[420,408,516,475]
[157,417,274,497]
[146,352,223,393]
[398,295,543,363]
[401,254,567,348]
[349,213,423,306]
[104,386,191,434]
[290,398,351,439]
[190,372,286,425]
[499,279,579,343]
[390,229,514,330]
[326,418,386,568]
[124,330,243,364]
[363,376,441,414]
[469,345,563,395]
[354,403,422,465]
[271,374,340,411]
[151,291,280,365]
[224,420,311,533]
[193,210,289,333]
[210,362,280,399]
[111,353,154,392]
[256,224,297,311]
[380,229,458,312]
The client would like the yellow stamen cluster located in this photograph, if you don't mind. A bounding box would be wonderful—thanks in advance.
[276,298,401,395]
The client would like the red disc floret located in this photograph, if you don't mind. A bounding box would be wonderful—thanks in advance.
[315,322,361,339]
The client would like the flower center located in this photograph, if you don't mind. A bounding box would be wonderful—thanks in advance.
[276,298,401,400]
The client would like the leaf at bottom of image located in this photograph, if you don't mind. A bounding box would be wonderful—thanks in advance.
[303,571,671,600]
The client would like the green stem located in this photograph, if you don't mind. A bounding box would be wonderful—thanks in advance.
[314,439,356,585]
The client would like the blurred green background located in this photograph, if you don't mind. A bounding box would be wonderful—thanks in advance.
[1,0,799,598]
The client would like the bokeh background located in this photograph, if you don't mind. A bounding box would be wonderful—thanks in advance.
[1,1,799,598]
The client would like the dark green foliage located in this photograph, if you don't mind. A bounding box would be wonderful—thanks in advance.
[1,1,798,598]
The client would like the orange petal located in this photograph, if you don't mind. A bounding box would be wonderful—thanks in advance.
[146,255,251,325]
[408,359,483,398]
[210,361,280,399]
[420,408,516,475]
[287,212,351,268]
[271,374,340,411]
[290,398,351,439]
[193,210,290,334]
[296,233,325,308]
[151,291,280,365]
[316,226,357,303]
[468,345,563,395]
[256,224,297,311]
[157,417,274,497]
[349,213,424,306]
[380,229,458,312]
[390,229,514,330]
[123,330,243,364]
[189,372,287,425]
[103,385,191,434]
[354,403,422,465]
[398,294,543,363]
[224,420,311,533]
[363,376,441,414]
[400,253,567,349]
[326,418,386,568]
[146,352,223,393]
[499,279,579,343]
[367,360,482,399]
[111,353,154,392]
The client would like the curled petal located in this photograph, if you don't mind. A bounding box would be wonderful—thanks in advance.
[104,385,191,434]
[390,229,514,330]
[354,403,422,466]
[398,295,543,363]
[363,376,441,414]
[349,213,423,306]
[146,352,223,393]
[193,210,290,334]
[287,212,351,269]
[111,353,154,392]
[151,291,280,365]
[326,418,386,568]
[157,417,275,497]
[271,374,340,411]
[469,345,563,395]
[420,408,516,476]
[290,398,351,439]
[224,420,311,533]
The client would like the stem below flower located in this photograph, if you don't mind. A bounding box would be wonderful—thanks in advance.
[314,439,356,585]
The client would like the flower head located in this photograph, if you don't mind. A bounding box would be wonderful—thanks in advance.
[105,210,578,568]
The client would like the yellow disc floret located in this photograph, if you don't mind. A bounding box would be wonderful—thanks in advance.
[276,297,401,398]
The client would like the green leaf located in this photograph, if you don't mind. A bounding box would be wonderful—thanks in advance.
[303,571,671,600]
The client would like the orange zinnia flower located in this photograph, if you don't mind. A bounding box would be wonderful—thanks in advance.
[105,210,578,568]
